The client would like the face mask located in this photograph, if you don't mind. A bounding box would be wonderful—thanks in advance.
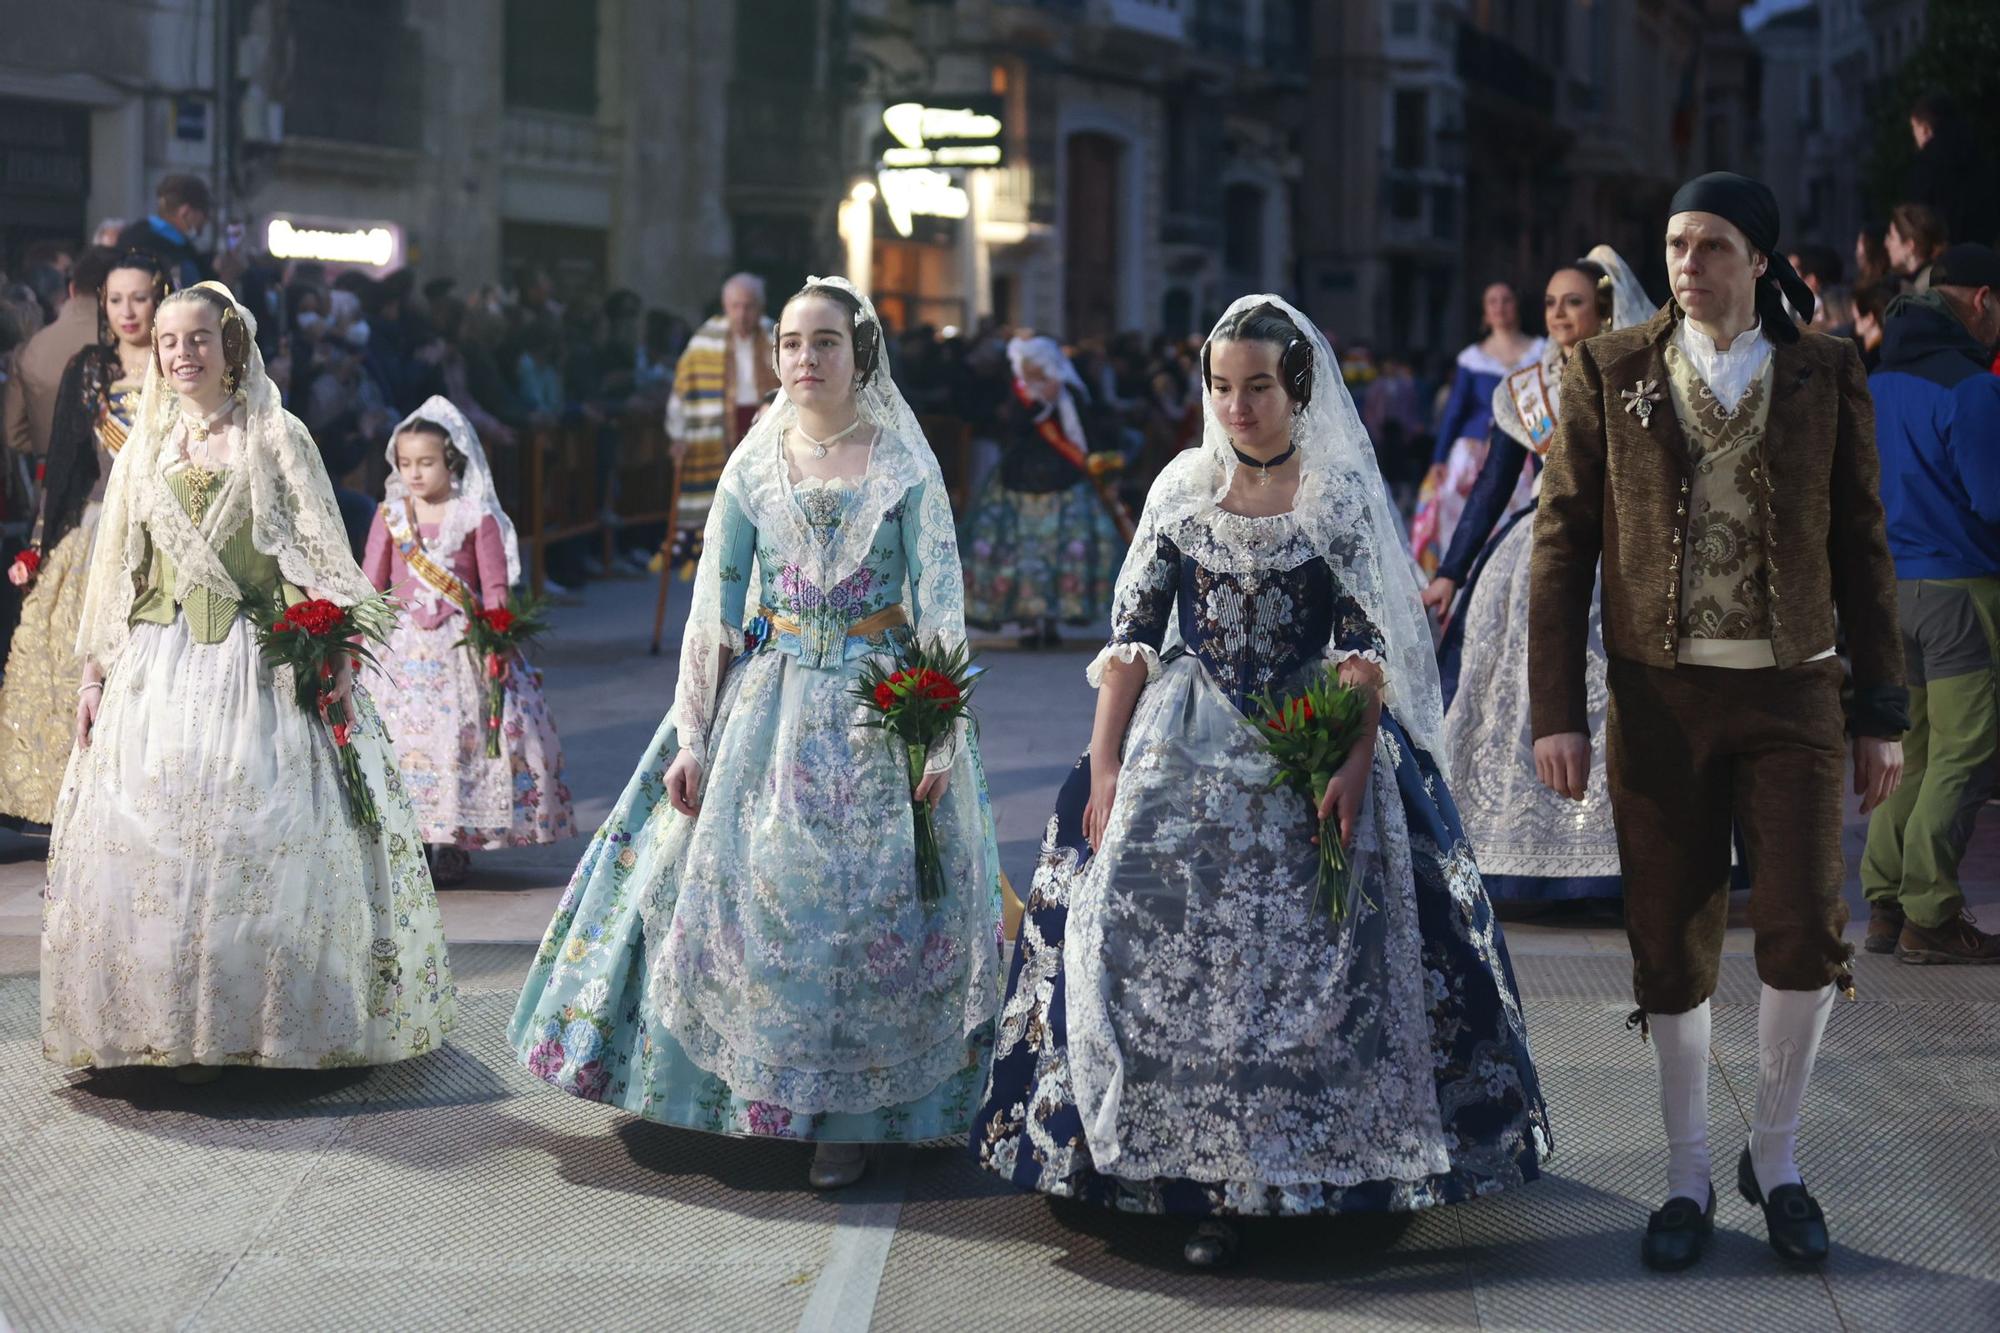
[297,311,324,334]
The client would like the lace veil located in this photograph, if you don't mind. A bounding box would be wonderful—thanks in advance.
[383,395,522,613]
[1007,335,1089,450]
[1106,293,1446,760]
[670,275,966,766]
[77,280,375,666]
[1587,244,1654,334]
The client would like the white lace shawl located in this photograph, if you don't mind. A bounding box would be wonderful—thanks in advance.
[76,281,375,668]
[382,394,522,614]
[1096,293,1447,763]
[671,276,967,768]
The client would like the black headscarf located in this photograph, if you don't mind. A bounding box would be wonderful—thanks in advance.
[1667,171,1814,343]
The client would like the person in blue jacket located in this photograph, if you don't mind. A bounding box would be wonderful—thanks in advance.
[1859,242,2000,965]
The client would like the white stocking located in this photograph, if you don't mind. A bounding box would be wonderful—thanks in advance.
[1650,1002,1713,1205]
[1750,983,1834,1195]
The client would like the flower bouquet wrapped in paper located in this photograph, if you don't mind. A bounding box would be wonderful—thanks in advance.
[1244,665,1378,923]
[851,635,982,906]
[247,590,397,834]
[453,593,552,757]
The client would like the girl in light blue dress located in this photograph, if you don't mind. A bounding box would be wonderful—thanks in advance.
[511,278,1001,1189]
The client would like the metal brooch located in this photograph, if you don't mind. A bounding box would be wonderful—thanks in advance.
[1621,379,1662,428]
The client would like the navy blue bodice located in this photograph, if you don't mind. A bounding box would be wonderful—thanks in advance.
[1108,514,1384,713]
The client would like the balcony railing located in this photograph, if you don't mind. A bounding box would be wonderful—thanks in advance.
[501,109,621,172]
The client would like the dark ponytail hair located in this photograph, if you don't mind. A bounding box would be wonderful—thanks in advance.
[779,280,882,386]
[1201,302,1314,407]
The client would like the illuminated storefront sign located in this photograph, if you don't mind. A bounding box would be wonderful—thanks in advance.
[264,215,403,271]
[874,95,1005,238]
[877,168,969,238]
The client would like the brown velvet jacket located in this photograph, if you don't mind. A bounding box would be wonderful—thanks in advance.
[1529,304,1906,739]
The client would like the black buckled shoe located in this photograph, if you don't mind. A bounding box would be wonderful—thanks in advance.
[1737,1147,1830,1266]
[1183,1220,1240,1269]
[1640,1184,1715,1272]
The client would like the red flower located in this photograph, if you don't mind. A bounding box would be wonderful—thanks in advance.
[873,680,897,711]
[480,607,517,634]
[331,722,351,747]
[485,652,506,679]
[282,598,346,638]
[916,669,961,704]
[14,550,41,574]
[33,463,45,483]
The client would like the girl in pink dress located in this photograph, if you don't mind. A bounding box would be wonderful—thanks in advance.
[363,396,574,884]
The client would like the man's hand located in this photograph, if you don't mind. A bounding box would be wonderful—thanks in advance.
[1420,576,1457,617]
[1853,736,1904,816]
[1534,731,1591,801]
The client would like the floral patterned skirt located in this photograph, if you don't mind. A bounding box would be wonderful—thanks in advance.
[510,644,1002,1143]
[373,613,574,849]
[961,480,1123,630]
[42,617,455,1069]
[0,512,97,825]
[972,678,1549,1216]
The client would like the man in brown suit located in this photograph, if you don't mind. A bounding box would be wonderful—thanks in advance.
[1530,173,1907,1272]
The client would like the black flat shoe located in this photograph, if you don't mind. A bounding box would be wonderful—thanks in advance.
[1640,1183,1715,1272]
[1738,1147,1830,1267]
[1183,1220,1239,1269]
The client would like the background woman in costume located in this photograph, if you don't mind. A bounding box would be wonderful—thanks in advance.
[0,250,167,831]
[42,280,454,1080]
[511,278,1001,1190]
[960,336,1126,648]
[971,296,1548,1269]
[362,396,575,885]
[1408,282,1545,575]
[1419,249,1650,906]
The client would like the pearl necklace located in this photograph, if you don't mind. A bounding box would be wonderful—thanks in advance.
[180,398,236,444]
[796,418,863,460]
[1232,441,1298,487]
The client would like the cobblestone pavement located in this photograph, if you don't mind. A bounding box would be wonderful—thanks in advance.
[3,575,1997,1331]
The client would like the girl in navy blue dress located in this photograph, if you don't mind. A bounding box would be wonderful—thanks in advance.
[972,296,1550,1268]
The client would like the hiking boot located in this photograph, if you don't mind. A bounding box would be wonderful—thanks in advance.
[1864,902,1905,955]
[1896,911,2000,965]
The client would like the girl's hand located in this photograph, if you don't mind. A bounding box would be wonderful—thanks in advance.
[7,560,31,588]
[1314,745,1375,850]
[1083,756,1120,852]
[74,683,102,749]
[666,750,704,817]
[914,768,951,807]
[327,654,356,706]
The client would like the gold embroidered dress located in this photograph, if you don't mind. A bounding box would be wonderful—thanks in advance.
[0,370,140,824]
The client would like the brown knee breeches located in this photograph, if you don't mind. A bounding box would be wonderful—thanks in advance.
[1603,656,1853,1013]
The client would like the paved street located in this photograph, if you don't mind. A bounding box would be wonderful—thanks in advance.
[3,574,1998,1332]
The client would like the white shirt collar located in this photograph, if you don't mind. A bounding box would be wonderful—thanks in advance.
[1673,317,1772,414]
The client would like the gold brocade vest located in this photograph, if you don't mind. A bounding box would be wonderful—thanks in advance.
[129,470,302,642]
[1667,345,1775,642]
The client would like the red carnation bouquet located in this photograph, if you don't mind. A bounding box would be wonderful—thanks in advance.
[851,635,982,906]
[1243,665,1378,924]
[247,590,397,834]
[9,548,41,586]
[454,592,551,757]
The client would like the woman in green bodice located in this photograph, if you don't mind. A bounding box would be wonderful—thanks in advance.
[41,281,455,1080]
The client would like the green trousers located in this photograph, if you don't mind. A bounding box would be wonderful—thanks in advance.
[1862,577,2000,928]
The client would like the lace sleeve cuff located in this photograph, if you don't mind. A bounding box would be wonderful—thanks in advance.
[1085,641,1162,689]
[923,716,967,776]
[1325,646,1388,688]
